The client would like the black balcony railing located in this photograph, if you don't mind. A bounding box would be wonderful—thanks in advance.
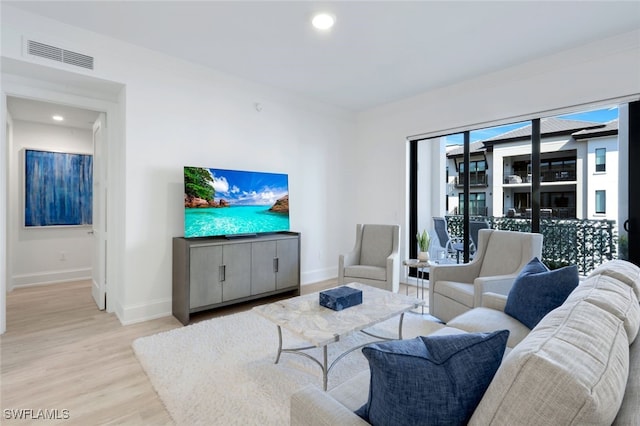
[457,206,489,216]
[506,207,577,219]
[505,170,577,184]
[541,170,577,182]
[455,174,489,187]
[444,215,617,275]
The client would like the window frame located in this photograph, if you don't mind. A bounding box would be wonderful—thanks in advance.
[409,100,639,269]
[459,192,487,216]
[595,147,606,173]
[595,190,606,214]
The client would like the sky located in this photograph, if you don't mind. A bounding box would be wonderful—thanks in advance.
[445,106,619,144]
[208,168,288,205]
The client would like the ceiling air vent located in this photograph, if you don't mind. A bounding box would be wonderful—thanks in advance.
[26,40,94,70]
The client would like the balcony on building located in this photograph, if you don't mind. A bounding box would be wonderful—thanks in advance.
[503,153,577,185]
[455,173,489,188]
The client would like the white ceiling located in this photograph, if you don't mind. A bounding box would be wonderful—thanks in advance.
[5,1,640,112]
[7,97,100,130]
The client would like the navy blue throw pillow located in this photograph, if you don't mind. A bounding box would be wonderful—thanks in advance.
[505,257,579,329]
[355,330,509,426]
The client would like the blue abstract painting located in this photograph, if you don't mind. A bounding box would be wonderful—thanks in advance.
[25,149,93,227]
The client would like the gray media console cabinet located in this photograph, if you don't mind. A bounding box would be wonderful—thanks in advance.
[172,232,301,325]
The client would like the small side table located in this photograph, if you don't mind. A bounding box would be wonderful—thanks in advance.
[403,259,430,314]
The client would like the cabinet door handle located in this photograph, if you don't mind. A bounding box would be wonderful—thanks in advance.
[219,265,226,282]
[273,258,279,273]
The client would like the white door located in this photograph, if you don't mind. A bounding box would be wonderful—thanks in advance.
[91,113,107,310]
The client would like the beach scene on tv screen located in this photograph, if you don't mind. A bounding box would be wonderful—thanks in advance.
[184,167,289,238]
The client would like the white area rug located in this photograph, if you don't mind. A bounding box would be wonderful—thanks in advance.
[133,309,443,425]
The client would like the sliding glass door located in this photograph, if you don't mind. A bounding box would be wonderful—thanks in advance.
[410,100,639,273]
[626,101,639,264]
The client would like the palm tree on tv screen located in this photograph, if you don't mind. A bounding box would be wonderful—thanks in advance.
[184,167,215,202]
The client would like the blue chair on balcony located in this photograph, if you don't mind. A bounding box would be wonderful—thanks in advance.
[450,219,489,262]
[469,220,490,254]
[433,217,457,260]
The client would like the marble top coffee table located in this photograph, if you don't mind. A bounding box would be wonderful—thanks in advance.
[253,282,424,390]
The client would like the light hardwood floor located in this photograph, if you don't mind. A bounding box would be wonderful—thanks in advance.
[1,279,416,425]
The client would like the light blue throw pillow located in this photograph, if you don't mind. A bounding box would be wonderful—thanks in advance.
[505,257,579,329]
[355,330,509,426]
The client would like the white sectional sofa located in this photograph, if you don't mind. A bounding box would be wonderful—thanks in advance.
[290,260,640,425]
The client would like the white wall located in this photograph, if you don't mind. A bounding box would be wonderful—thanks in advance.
[117,62,354,323]
[356,30,640,265]
[2,5,639,326]
[8,120,93,288]
[2,5,356,324]
[416,138,448,254]
[1,99,8,333]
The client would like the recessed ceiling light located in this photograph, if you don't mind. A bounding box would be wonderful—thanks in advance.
[52,115,64,122]
[312,13,335,31]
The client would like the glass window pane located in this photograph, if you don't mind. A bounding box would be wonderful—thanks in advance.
[552,107,620,272]
[596,190,606,214]
[411,106,621,273]
[596,148,606,172]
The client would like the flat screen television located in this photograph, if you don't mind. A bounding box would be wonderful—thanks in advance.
[183,166,290,238]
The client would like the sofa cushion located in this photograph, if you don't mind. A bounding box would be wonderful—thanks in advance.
[327,370,370,412]
[355,330,508,426]
[447,307,531,348]
[589,259,640,300]
[504,257,579,329]
[470,301,629,426]
[290,385,370,426]
[614,335,640,425]
[565,272,640,344]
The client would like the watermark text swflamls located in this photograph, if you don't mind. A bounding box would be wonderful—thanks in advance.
[4,408,70,420]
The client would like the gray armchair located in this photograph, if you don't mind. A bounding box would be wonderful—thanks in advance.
[429,229,543,323]
[338,224,400,293]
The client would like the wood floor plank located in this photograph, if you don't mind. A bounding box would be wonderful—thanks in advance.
[1,278,415,425]
[1,280,178,425]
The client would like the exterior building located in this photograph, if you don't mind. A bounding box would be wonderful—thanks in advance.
[446,118,619,221]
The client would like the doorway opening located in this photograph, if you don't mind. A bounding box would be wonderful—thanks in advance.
[1,64,124,335]
[5,96,106,312]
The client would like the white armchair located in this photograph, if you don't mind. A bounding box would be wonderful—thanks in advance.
[338,224,400,293]
[429,229,543,323]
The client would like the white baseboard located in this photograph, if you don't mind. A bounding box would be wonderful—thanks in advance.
[117,297,172,325]
[11,268,91,289]
[301,266,336,285]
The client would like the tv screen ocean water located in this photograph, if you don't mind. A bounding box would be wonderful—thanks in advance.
[184,167,289,238]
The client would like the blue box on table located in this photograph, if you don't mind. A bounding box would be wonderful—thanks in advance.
[319,286,363,311]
